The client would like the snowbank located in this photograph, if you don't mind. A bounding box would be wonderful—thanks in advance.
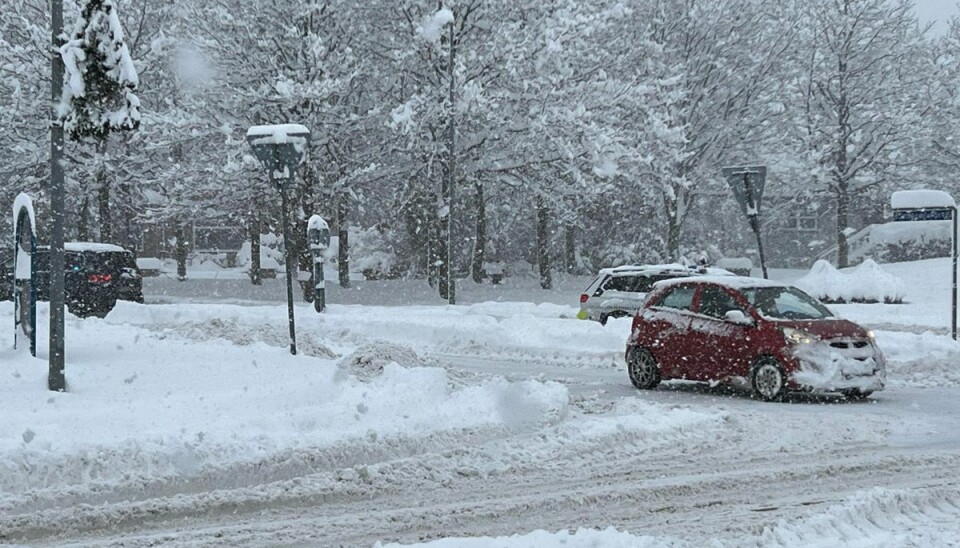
[0,303,573,501]
[0,298,720,514]
[794,259,906,303]
[872,330,960,388]
[852,220,952,263]
[866,219,952,247]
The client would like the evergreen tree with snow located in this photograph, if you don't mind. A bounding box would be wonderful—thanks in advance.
[54,0,142,244]
[58,0,141,142]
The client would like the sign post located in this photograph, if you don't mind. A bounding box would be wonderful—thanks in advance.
[722,166,768,279]
[307,215,330,313]
[246,124,311,355]
[890,190,957,340]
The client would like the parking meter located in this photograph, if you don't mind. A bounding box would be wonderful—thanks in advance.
[307,215,330,312]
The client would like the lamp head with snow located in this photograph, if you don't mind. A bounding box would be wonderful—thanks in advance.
[307,215,330,252]
[245,124,311,183]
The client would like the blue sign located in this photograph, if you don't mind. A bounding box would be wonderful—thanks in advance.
[893,208,953,222]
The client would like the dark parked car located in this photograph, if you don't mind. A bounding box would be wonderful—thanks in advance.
[625,276,886,401]
[28,243,144,318]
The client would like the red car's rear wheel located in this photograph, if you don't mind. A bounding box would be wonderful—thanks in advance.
[627,347,660,390]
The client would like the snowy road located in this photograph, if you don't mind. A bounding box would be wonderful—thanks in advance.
[8,347,960,546]
[9,381,960,547]
[25,431,960,547]
[5,267,960,546]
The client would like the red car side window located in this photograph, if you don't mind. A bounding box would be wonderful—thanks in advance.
[656,285,696,311]
[698,285,744,319]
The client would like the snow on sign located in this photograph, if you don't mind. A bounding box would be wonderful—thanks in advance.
[245,124,311,181]
[891,190,956,210]
[891,190,956,222]
[722,165,767,217]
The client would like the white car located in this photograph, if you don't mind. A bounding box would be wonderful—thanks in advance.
[577,263,732,325]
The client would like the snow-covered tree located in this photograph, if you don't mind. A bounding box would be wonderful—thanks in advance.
[793,0,930,267]
[169,0,389,288]
[0,0,53,235]
[608,0,798,260]
[59,0,141,141]
[56,0,142,247]
[926,19,960,199]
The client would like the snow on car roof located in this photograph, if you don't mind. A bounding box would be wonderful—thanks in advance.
[64,242,128,253]
[653,275,789,290]
[599,263,697,276]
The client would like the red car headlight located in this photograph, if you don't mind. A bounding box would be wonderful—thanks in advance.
[782,327,819,345]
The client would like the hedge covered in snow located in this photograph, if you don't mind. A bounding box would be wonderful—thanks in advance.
[794,259,906,304]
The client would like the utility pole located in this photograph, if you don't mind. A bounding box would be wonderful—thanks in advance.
[49,0,66,391]
[446,12,456,305]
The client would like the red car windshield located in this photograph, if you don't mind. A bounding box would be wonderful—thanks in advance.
[741,286,833,320]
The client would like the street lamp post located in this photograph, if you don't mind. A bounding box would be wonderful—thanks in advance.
[246,124,311,355]
[49,0,66,391]
[953,205,957,340]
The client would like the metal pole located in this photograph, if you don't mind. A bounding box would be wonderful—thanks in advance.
[278,176,297,355]
[446,18,456,305]
[952,206,957,340]
[30,234,37,357]
[49,0,66,391]
[314,254,325,313]
[743,172,769,279]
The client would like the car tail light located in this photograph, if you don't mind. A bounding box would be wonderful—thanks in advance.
[580,293,589,303]
[88,273,112,284]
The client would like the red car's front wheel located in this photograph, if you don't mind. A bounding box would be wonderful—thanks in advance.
[751,357,786,401]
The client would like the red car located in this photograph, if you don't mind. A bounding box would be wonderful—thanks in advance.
[625,276,886,401]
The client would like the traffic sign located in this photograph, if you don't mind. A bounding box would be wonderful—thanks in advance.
[721,165,769,279]
[722,166,767,217]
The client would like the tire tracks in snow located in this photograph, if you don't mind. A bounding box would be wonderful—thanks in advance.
[15,446,960,547]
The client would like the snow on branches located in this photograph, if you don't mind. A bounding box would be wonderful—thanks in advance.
[58,0,141,142]
[417,7,453,47]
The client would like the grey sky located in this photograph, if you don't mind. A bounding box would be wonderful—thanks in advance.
[914,0,958,34]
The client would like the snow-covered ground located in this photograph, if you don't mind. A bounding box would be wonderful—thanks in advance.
[3,260,960,546]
